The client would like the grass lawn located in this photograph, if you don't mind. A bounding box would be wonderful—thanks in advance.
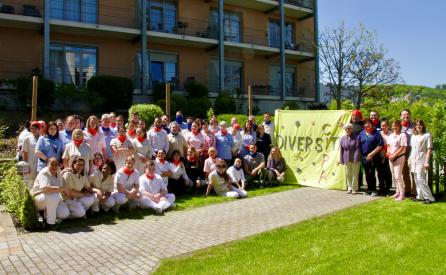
[48,183,299,231]
[155,198,446,274]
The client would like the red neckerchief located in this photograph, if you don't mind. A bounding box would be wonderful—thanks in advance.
[123,167,133,176]
[173,159,181,166]
[154,126,161,132]
[158,159,166,165]
[88,128,97,136]
[187,156,196,162]
[145,173,155,180]
[73,139,83,147]
[371,119,380,126]
[127,129,136,137]
[192,129,199,136]
[136,136,145,143]
[111,122,117,128]
[365,127,373,134]
[221,130,228,136]
[117,135,126,143]
[401,120,410,128]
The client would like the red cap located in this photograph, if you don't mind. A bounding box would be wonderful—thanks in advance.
[30,121,41,128]
[38,120,46,129]
[233,124,240,130]
[351,109,363,119]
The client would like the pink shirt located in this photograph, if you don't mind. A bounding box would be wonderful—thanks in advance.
[203,157,221,174]
[387,132,407,155]
[186,132,206,151]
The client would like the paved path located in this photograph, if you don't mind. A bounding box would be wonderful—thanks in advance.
[0,188,377,274]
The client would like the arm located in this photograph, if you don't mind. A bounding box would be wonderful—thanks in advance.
[205,178,213,197]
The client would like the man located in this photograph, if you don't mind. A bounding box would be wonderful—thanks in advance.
[263,112,275,143]
[358,119,383,196]
[73,114,83,130]
[351,110,364,136]
[59,115,76,147]
[167,122,188,159]
[370,111,381,131]
[147,117,169,158]
[248,115,258,131]
[401,109,416,197]
[161,114,171,134]
[109,112,117,130]
[170,111,188,130]
[100,114,116,160]
[243,144,266,186]
[115,115,124,129]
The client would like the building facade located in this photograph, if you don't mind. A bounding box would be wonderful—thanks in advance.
[0,0,319,112]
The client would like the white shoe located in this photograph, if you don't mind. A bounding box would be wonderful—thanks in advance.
[345,190,352,194]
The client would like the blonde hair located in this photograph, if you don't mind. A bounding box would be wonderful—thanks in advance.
[86,115,99,130]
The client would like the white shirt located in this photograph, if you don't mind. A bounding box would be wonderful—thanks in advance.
[139,174,167,195]
[132,138,153,174]
[110,137,134,170]
[155,158,170,185]
[114,168,140,191]
[169,162,190,181]
[186,132,206,151]
[83,130,106,156]
[263,121,275,143]
[88,171,114,193]
[147,128,169,155]
[203,157,220,175]
[22,134,39,176]
[387,133,408,155]
[409,133,433,173]
[30,167,63,196]
[227,166,246,183]
[62,142,93,174]
[18,128,31,149]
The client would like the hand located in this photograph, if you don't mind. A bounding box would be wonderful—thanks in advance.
[424,162,430,170]
[366,154,373,161]
[251,171,256,176]
[389,155,395,162]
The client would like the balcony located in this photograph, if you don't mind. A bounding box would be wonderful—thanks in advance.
[0,1,43,29]
[223,0,313,19]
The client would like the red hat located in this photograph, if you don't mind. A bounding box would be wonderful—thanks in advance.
[30,121,41,128]
[38,120,46,129]
[233,124,240,130]
[351,109,363,119]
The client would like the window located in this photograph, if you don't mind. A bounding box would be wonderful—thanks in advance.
[209,60,242,92]
[50,44,97,86]
[268,21,295,49]
[269,65,296,96]
[50,0,97,24]
[135,52,177,89]
[209,10,241,42]
[147,0,177,33]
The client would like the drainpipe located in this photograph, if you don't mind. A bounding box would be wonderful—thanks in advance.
[218,0,224,92]
[43,0,50,79]
[141,0,148,94]
[313,0,320,102]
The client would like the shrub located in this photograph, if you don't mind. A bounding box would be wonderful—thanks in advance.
[282,101,300,110]
[155,94,188,118]
[308,102,328,110]
[217,114,274,127]
[87,75,133,110]
[129,104,164,126]
[20,189,39,230]
[186,97,212,118]
[185,81,209,98]
[214,92,236,115]
[13,76,55,110]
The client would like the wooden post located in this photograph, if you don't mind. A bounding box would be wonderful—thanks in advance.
[165,83,171,118]
[31,75,38,121]
[248,85,252,116]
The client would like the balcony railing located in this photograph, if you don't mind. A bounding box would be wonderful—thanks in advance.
[283,0,313,10]
[0,1,42,17]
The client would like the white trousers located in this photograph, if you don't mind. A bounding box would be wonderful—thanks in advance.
[92,194,116,212]
[413,171,435,202]
[112,192,139,209]
[139,193,176,212]
[34,193,70,225]
[344,162,360,191]
[64,195,95,218]
[226,187,248,198]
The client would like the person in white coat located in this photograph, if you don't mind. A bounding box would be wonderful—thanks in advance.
[22,121,41,181]
[83,115,107,160]
[61,157,95,218]
[112,155,140,211]
[62,129,93,176]
[147,117,169,157]
[227,158,246,190]
[155,149,172,186]
[31,158,70,226]
[110,125,135,170]
[132,127,153,175]
[409,120,435,204]
[168,150,193,195]
[89,160,117,212]
[139,160,176,214]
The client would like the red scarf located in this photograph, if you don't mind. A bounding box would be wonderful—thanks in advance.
[145,173,155,180]
[192,129,199,135]
[372,119,380,126]
[123,167,133,176]
[73,139,83,147]
[88,128,97,136]
[117,135,126,143]
[221,130,228,136]
[127,129,136,137]
[136,136,145,143]
[154,126,161,132]
[111,122,117,128]
[173,159,181,166]
[187,155,196,162]
[365,127,373,134]
[158,159,166,165]
[401,120,410,128]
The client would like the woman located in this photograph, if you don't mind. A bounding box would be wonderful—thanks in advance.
[209,116,220,134]
[110,125,135,170]
[31,158,69,226]
[186,121,206,159]
[62,128,93,176]
[112,155,140,210]
[36,121,63,173]
[201,120,216,158]
[409,120,435,204]
[378,119,393,195]
[231,124,242,160]
[168,150,192,195]
[62,157,95,218]
[203,147,220,179]
[23,121,41,181]
[387,120,407,201]
[256,124,272,159]
[155,149,172,186]
[227,158,246,190]
[133,127,153,175]
[83,115,107,160]
[184,147,204,189]
[91,152,104,174]
[215,121,234,166]
[139,160,176,214]
[239,122,256,158]
[205,160,247,198]
[127,121,138,141]
[339,123,361,194]
[266,147,287,185]
[89,160,117,212]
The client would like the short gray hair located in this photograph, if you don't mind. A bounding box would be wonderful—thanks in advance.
[343,123,353,130]
[101,114,110,120]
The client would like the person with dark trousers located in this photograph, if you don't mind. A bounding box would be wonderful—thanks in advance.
[376,119,393,195]
[358,119,383,196]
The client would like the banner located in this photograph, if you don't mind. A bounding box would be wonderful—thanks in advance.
[274,110,351,190]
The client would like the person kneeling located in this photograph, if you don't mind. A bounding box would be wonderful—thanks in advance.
[89,160,117,212]
[112,156,140,211]
[139,160,176,214]
[243,144,266,187]
[205,160,247,198]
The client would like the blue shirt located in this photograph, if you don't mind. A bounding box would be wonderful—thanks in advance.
[59,129,72,147]
[215,132,234,160]
[100,127,116,160]
[359,129,383,163]
[36,136,63,171]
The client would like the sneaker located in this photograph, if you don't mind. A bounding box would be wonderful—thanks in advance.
[154,207,163,214]
[411,197,422,202]
[424,200,433,205]
[391,193,400,199]
[345,190,352,194]
[351,191,358,195]
[371,192,378,197]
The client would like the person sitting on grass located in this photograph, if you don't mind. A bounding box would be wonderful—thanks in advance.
[139,160,176,214]
[89,160,117,212]
[266,147,287,185]
[155,149,172,186]
[61,157,95,218]
[227,158,246,190]
[203,147,221,181]
[168,150,193,195]
[112,155,140,211]
[243,144,266,187]
[205,160,248,198]
[184,146,205,190]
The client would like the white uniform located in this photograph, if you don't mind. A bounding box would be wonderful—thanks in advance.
[31,167,70,225]
[155,158,171,186]
[139,174,175,213]
[110,137,134,170]
[409,133,435,202]
[208,170,247,198]
[147,128,169,156]
[89,171,115,211]
[227,166,246,185]
[83,130,106,156]
[169,162,190,182]
[132,138,153,175]
[263,121,275,143]
[22,134,39,181]
[62,142,93,175]
[62,172,95,218]
[112,168,140,208]
[17,128,31,160]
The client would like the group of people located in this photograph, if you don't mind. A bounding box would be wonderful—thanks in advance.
[16,111,287,226]
[340,109,435,204]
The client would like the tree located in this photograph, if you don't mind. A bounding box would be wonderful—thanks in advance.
[319,22,357,109]
[349,25,402,109]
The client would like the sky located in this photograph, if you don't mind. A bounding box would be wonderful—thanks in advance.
[318,0,446,88]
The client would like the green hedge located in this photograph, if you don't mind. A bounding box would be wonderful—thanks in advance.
[87,75,133,110]
[0,161,38,230]
[214,92,236,115]
[217,114,274,127]
[129,104,164,127]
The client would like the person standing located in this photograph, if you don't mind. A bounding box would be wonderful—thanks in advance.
[215,121,234,166]
[100,114,116,161]
[401,109,416,197]
[83,115,107,160]
[35,121,64,173]
[22,121,42,181]
[339,123,361,194]
[167,122,188,159]
[170,111,188,130]
[239,122,256,158]
[59,116,76,147]
[110,126,134,170]
[62,129,93,175]
[370,111,381,131]
[387,120,407,201]
[186,121,206,160]
[147,117,169,157]
[377,119,393,195]
[263,112,275,144]
[409,120,435,204]
[256,124,272,159]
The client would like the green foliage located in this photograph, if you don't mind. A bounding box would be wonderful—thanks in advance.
[217,114,274,127]
[87,75,133,110]
[20,189,39,230]
[185,81,209,98]
[155,94,188,117]
[282,101,300,110]
[328,99,355,110]
[12,76,55,110]
[308,102,328,110]
[207,108,215,120]
[186,97,212,118]
[152,82,167,102]
[129,104,164,127]
[214,92,236,115]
